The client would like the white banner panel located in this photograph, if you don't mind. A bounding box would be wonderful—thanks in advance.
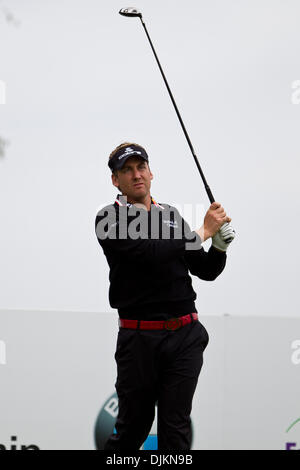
[0,311,299,450]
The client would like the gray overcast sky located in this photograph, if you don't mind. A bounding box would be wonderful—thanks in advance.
[0,0,299,316]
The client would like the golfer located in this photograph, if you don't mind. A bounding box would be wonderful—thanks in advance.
[95,142,234,450]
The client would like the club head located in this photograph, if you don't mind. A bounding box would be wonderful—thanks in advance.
[119,7,142,18]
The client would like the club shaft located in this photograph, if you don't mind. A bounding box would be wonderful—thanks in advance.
[139,17,215,203]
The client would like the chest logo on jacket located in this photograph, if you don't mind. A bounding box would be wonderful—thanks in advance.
[163,220,178,229]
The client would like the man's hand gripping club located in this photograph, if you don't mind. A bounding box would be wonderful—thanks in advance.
[196,202,236,252]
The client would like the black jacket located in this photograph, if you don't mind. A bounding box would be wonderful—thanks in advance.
[95,194,227,320]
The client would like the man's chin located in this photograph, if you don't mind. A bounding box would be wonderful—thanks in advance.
[127,188,149,202]
[133,186,148,195]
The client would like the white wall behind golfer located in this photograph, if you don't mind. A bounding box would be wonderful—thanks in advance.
[0,0,299,317]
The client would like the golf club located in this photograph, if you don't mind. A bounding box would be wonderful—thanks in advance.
[119,7,235,242]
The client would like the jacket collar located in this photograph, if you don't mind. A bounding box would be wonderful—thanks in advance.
[114,193,164,210]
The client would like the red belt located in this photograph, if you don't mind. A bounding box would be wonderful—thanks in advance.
[118,312,198,331]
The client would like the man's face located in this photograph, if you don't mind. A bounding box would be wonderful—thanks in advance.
[111,156,153,201]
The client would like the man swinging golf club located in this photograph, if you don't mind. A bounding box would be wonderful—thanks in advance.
[95,141,235,450]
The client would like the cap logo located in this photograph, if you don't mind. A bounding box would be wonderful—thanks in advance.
[118,147,142,160]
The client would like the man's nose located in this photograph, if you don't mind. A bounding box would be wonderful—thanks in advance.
[132,168,142,178]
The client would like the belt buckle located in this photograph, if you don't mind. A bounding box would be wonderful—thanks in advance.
[165,317,182,331]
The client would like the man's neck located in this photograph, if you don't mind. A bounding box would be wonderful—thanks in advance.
[123,193,151,211]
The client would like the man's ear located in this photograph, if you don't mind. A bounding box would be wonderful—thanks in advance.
[149,169,153,180]
[111,172,119,189]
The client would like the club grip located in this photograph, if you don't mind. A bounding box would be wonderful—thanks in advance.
[206,186,215,204]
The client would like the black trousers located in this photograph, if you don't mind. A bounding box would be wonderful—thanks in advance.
[104,316,209,451]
